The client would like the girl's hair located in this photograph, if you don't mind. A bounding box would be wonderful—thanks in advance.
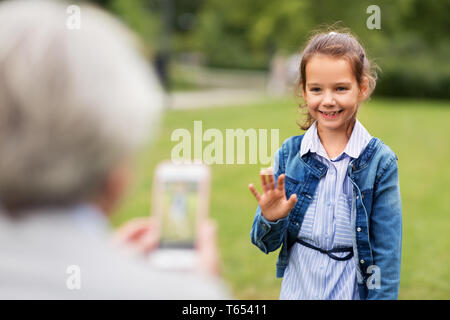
[297,28,379,130]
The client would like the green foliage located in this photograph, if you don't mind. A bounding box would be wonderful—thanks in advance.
[109,0,161,55]
[86,0,450,97]
[373,32,450,98]
[82,0,162,56]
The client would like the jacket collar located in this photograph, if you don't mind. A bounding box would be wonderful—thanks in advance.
[299,136,380,178]
[348,137,380,172]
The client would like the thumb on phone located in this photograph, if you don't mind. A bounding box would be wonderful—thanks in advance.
[196,219,220,276]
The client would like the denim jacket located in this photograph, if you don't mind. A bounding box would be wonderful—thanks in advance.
[250,134,402,300]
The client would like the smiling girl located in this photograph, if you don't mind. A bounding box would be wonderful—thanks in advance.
[249,30,402,300]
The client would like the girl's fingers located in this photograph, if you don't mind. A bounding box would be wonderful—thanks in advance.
[266,168,275,190]
[277,174,285,192]
[260,170,268,192]
[248,184,261,201]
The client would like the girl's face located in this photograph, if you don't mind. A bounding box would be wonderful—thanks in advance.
[302,55,367,133]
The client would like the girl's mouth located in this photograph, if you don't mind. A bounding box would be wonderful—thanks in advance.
[319,110,343,119]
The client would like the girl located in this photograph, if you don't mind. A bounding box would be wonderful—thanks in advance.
[249,30,402,300]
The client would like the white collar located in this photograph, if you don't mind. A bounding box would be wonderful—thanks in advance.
[300,119,372,160]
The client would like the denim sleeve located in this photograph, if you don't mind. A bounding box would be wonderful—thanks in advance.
[367,155,402,300]
[250,148,289,254]
[251,206,289,254]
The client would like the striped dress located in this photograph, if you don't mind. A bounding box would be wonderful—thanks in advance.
[280,119,372,300]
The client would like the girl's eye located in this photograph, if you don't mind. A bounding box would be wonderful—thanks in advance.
[337,87,348,92]
[310,87,321,92]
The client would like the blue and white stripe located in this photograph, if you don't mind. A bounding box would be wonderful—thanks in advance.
[280,119,372,300]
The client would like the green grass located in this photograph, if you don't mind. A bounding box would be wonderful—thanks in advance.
[111,96,450,300]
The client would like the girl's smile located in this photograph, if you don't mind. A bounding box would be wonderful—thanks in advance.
[319,109,343,120]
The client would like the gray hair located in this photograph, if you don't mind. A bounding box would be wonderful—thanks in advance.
[0,0,164,209]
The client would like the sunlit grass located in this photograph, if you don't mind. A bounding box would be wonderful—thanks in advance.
[111,96,450,300]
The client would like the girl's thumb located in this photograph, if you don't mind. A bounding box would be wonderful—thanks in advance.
[287,194,298,210]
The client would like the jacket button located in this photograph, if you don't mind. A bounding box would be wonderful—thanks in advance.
[360,259,365,264]
[357,227,362,232]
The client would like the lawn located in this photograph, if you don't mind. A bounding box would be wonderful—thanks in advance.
[111,96,450,300]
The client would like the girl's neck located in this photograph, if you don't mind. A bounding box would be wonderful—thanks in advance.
[316,118,356,159]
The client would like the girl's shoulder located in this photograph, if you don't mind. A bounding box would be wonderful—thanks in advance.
[357,136,399,184]
[272,134,305,173]
[280,134,305,153]
[368,136,398,162]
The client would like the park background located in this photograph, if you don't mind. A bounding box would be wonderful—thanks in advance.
[77,0,449,299]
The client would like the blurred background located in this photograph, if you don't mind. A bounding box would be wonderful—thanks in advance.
[65,0,448,299]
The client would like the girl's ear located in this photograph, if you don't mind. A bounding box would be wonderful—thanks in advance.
[300,81,306,98]
[358,76,369,102]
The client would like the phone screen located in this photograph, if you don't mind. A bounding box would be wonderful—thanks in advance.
[149,162,210,270]
[159,180,198,249]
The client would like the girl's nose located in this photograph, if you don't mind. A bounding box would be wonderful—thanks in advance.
[322,90,336,106]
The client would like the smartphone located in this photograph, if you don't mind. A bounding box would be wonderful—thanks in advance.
[147,161,210,270]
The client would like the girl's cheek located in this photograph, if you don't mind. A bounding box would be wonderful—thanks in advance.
[336,95,357,107]
[306,95,321,107]
[307,103,320,114]
[347,90,360,103]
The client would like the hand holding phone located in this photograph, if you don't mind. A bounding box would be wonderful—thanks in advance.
[113,216,160,254]
[114,216,220,276]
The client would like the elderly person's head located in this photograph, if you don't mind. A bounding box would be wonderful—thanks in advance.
[0,0,163,214]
